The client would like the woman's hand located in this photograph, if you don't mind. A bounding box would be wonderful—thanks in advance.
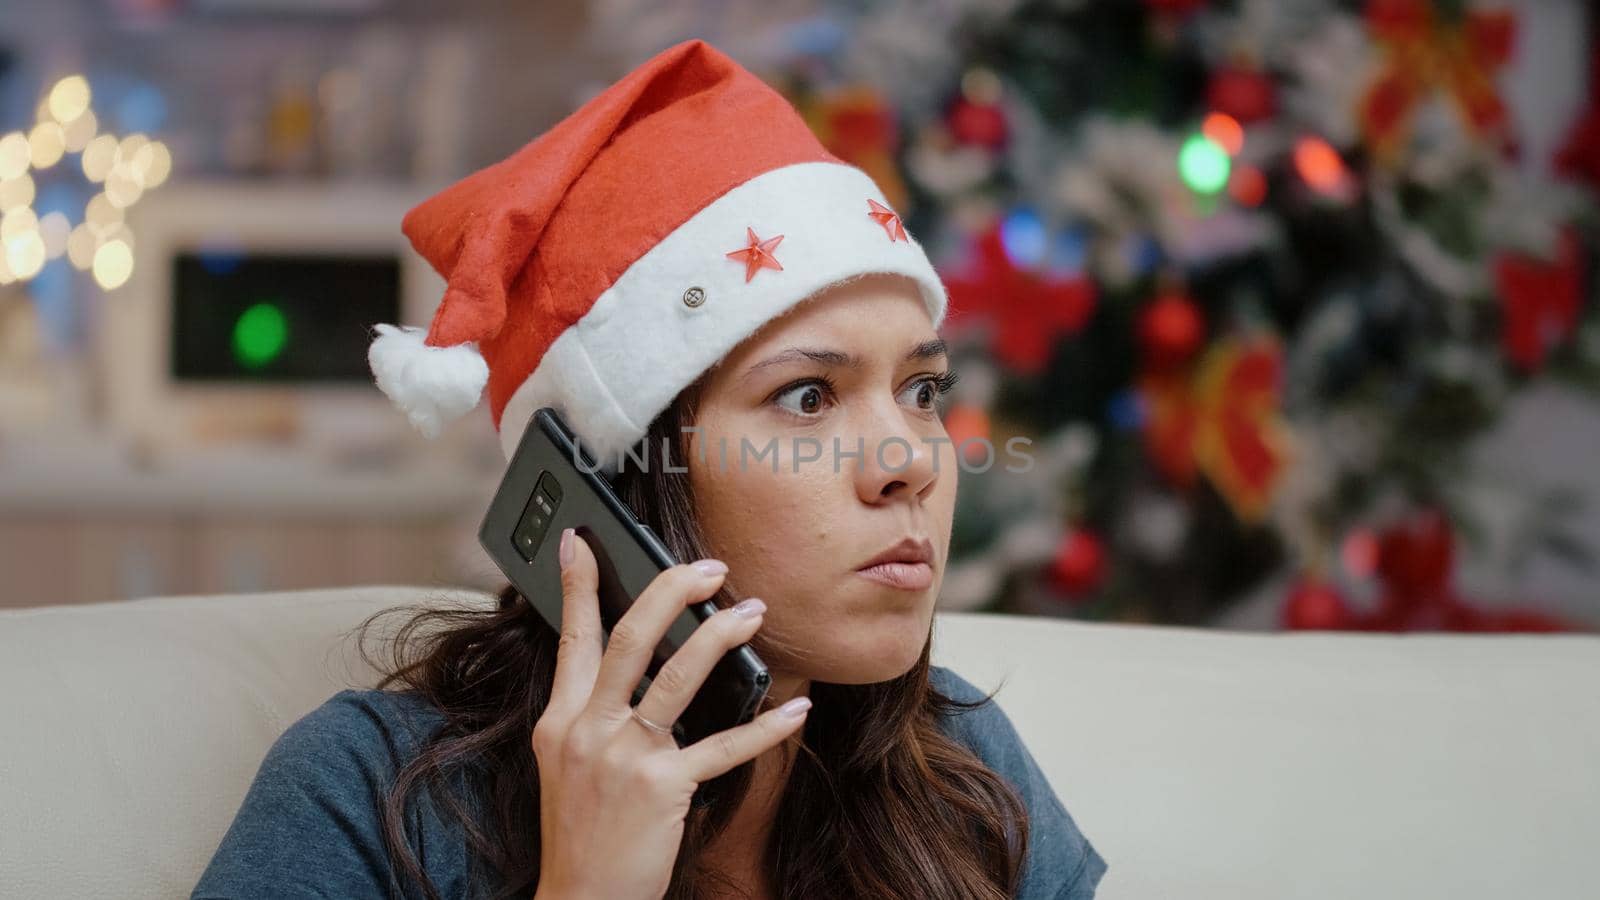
[530,528,810,900]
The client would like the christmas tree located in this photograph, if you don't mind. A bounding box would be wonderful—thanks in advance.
[590,0,1599,629]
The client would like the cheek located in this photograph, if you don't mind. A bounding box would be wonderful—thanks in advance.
[690,449,838,596]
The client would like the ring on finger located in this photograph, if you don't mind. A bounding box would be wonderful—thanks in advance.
[629,705,675,736]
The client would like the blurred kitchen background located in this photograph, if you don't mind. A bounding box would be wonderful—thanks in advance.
[0,0,1595,633]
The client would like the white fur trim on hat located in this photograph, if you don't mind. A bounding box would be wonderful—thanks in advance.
[368,323,489,439]
[495,160,949,470]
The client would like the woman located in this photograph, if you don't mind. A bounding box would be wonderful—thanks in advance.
[192,39,1105,900]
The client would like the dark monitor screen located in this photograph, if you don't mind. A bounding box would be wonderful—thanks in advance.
[169,250,400,383]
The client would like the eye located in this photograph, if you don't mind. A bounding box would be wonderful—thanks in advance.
[900,369,960,411]
[772,376,836,416]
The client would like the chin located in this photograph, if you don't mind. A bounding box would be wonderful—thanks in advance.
[819,613,934,684]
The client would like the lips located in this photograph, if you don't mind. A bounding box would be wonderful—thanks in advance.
[856,535,936,571]
[855,535,936,591]
[856,560,934,590]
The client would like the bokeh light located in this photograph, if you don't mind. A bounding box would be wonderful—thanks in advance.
[82,134,119,182]
[1,207,38,242]
[232,302,290,369]
[134,142,172,187]
[66,223,98,270]
[0,75,175,287]
[28,122,66,169]
[116,83,169,134]
[1294,136,1348,196]
[1201,112,1244,156]
[0,133,31,180]
[0,174,35,212]
[1229,164,1268,207]
[92,239,134,289]
[1000,207,1048,269]
[61,110,98,152]
[39,211,71,259]
[1179,133,1231,194]
[47,75,92,124]
[85,193,123,233]
[7,231,47,280]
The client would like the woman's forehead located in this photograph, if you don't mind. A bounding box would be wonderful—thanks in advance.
[746,278,934,349]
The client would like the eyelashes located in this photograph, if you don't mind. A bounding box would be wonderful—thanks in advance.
[771,368,960,416]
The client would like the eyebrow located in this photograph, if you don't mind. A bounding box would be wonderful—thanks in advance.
[743,338,948,381]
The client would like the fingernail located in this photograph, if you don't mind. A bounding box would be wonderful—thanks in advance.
[691,558,728,576]
[559,528,573,567]
[731,597,765,617]
[778,696,811,717]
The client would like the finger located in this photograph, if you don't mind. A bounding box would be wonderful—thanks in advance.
[680,696,811,783]
[547,528,603,720]
[632,598,766,728]
[590,561,727,711]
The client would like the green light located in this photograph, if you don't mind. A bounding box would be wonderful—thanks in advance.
[232,302,288,370]
[1179,133,1231,195]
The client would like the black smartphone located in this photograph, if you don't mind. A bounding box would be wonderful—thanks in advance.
[479,406,771,747]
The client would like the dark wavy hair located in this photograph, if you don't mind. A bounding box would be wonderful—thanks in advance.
[352,378,1031,899]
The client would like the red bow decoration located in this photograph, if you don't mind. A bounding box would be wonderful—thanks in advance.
[1494,225,1584,374]
[940,223,1097,376]
[1358,0,1517,162]
[1140,336,1293,524]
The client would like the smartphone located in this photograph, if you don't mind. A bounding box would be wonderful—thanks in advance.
[479,406,771,747]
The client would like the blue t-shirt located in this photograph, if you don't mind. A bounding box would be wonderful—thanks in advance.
[191,666,1106,899]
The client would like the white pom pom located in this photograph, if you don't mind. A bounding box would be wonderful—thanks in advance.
[368,323,489,438]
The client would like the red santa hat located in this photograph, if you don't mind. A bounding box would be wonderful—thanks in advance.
[369,38,948,472]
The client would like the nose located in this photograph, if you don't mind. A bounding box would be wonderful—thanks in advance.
[851,401,942,504]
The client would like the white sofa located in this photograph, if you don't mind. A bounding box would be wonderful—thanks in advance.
[2,586,1597,899]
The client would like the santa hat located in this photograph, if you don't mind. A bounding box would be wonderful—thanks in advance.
[369,38,948,473]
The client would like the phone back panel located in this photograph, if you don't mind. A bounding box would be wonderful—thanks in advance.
[478,407,769,744]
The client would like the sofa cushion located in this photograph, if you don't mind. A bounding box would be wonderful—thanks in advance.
[2,586,1597,899]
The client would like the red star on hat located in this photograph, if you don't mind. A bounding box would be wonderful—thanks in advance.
[867,198,907,242]
[726,227,785,282]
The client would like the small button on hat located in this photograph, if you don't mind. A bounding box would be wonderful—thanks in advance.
[368,38,948,472]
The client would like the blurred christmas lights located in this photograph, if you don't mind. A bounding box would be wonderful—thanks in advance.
[0,73,174,291]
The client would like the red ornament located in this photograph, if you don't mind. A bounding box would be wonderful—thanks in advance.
[1138,289,1206,369]
[940,223,1098,375]
[1049,528,1107,597]
[1495,225,1584,373]
[1376,508,1455,600]
[1353,508,1590,633]
[725,227,785,283]
[946,96,1008,151]
[867,198,908,242]
[1555,42,1600,188]
[1282,576,1354,630]
[1206,66,1277,124]
[1363,508,1456,630]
